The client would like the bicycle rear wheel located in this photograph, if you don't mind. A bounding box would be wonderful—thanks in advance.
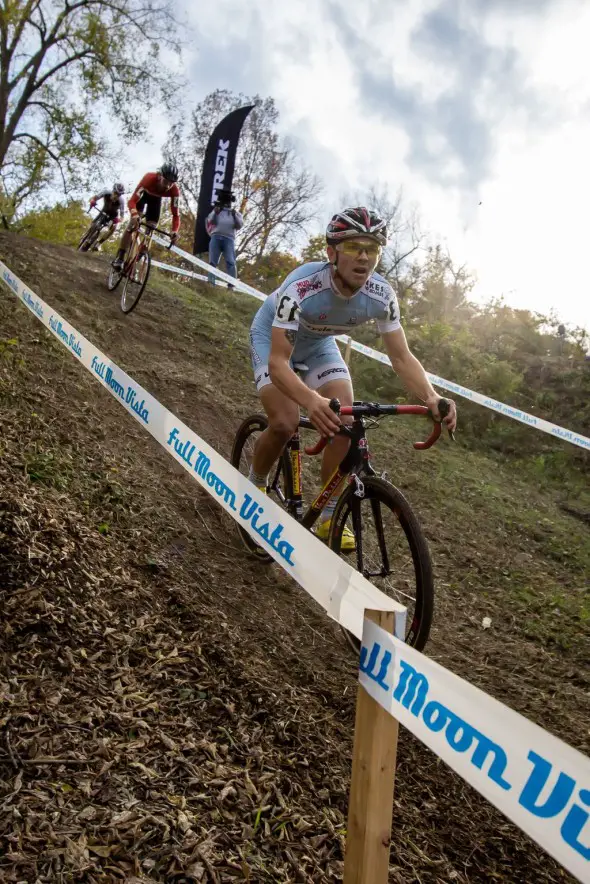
[330,476,434,654]
[121,250,150,314]
[230,413,292,563]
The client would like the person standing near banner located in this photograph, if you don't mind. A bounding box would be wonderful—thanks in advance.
[192,105,254,256]
[206,189,243,287]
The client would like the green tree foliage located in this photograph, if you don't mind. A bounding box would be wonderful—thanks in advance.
[0,0,183,226]
[16,198,88,245]
[158,202,194,255]
[166,90,322,261]
[239,250,299,293]
[300,234,326,263]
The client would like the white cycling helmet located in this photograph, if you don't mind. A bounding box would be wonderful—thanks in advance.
[113,182,125,194]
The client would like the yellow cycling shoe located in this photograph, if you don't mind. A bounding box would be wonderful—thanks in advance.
[315,518,356,552]
[248,477,267,494]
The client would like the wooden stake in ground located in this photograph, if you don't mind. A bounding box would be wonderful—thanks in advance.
[344,336,352,366]
[343,609,399,884]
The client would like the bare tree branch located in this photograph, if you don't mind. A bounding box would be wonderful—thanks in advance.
[33,48,94,91]
[166,91,320,259]
[6,0,42,57]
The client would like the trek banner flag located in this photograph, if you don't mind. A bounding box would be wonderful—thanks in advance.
[193,104,254,254]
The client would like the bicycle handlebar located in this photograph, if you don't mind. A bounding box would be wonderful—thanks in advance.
[138,222,172,237]
[303,398,452,456]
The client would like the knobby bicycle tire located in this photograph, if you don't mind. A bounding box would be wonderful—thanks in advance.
[78,219,101,252]
[107,263,124,291]
[230,413,293,563]
[77,229,90,251]
[121,250,151,314]
[329,476,434,654]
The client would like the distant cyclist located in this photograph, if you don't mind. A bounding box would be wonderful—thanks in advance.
[113,162,181,271]
[248,206,457,550]
[85,182,126,250]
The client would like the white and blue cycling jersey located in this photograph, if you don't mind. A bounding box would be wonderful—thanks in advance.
[249,261,400,391]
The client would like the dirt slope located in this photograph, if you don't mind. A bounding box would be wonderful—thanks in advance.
[0,230,587,883]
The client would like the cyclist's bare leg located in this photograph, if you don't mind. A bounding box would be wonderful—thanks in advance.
[118,220,136,256]
[114,214,143,267]
[251,384,299,477]
[316,377,353,484]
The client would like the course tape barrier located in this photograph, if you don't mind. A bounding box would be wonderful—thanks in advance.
[152,260,210,284]
[0,260,406,641]
[360,619,590,883]
[153,238,590,453]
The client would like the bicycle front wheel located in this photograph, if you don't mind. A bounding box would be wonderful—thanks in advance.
[121,250,150,314]
[78,221,99,252]
[107,262,123,291]
[230,413,293,563]
[330,476,434,654]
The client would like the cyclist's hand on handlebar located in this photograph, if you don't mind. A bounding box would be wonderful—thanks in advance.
[426,395,457,434]
[306,392,341,437]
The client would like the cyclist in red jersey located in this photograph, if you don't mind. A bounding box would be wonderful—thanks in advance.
[113,161,180,270]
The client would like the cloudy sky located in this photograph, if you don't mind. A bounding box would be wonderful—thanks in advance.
[124,0,590,330]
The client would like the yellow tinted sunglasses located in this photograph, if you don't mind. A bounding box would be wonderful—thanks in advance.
[336,240,382,260]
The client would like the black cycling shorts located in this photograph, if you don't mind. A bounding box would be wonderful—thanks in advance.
[135,192,162,225]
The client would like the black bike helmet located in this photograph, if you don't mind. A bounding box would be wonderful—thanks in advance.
[160,161,179,183]
[326,206,388,246]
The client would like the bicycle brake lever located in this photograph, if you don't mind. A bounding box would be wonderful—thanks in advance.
[438,398,456,442]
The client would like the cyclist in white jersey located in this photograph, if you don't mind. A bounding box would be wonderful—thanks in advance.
[248,206,457,550]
